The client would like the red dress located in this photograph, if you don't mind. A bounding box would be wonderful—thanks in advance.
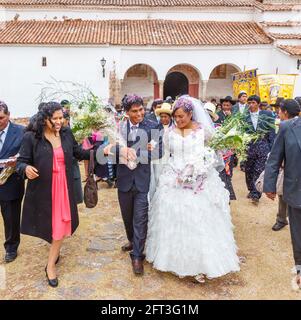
[52,146,71,240]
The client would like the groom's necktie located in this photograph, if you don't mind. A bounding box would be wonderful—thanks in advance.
[130,125,138,141]
[0,131,5,153]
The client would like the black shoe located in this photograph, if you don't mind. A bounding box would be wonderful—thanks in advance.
[106,179,114,188]
[45,266,59,288]
[272,222,287,231]
[251,198,259,205]
[5,252,17,263]
[131,258,144,276]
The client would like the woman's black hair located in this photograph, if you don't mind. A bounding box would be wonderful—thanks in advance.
[33,102,63,139]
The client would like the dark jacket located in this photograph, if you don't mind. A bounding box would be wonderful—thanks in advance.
[98,118,163,193]
[0,122,25,201]
[145,112,157,123]
[215,111,229,124]
[264,117,301,208]
[232,103,248,114]
[16,127,90,243]
[245,110,276,151]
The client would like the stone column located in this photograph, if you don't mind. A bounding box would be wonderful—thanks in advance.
[201,80,209,101]
[158,80,164,99]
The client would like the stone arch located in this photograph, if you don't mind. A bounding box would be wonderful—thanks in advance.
[164,64,201,99]
[120,64,159,106]
[206,63,241,101]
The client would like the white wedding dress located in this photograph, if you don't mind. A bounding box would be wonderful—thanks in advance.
[145,127,240,278]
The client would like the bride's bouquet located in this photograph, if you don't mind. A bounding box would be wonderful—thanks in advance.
[175,147,218,194]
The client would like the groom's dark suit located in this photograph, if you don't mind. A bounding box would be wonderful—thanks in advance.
[102,118,163,261]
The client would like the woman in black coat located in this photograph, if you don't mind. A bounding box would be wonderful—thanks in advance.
[17,102,91,287]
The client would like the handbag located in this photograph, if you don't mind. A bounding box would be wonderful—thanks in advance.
[255,168,284,195]
[84,150,98,208]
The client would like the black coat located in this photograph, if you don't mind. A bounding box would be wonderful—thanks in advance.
[16,127,90,243]
[264,117,301,208]
[215,111,229,124]
[0,122,25,201]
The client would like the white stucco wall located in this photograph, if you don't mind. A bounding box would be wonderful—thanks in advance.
[121,76,154,101]
[0,46,117,117]
[0,7,255,21]
[0,45,300,117]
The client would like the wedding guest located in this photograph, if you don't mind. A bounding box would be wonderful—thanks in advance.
[215,96,235,124]
[165,96,173,105]
[216,96,237,200]
[244,95,275,204]
[27,102,47,132]
[155,102,173,129]
[263,99,301,287]
[63,111,83,204]
[204,102,219,122]
[295,97,301,109]
[148,103,173,201]
[145,99,163,124]
[233,91,248,114]
[17,102,92,287]
[0,101,25,263]
[94,134,115,188]
[271,99,300,231]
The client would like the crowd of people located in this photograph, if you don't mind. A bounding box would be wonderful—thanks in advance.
[0,90,301,289]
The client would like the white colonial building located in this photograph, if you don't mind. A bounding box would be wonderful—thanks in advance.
[0,0,300,117]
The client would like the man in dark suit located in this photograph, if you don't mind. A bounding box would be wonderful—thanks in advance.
[145,99,163,124]
[232,91,248,114]
[244,95,275,204]
[263,99,301,285]
[0,101,25,263]
[98,95,163,275]
[215,96,235,124]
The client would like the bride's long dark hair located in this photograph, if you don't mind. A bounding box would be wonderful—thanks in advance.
[28,102,63,139]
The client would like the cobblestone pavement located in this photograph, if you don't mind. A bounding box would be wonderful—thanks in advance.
[0,166,300,300]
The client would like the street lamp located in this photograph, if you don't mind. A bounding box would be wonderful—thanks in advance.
[101,57,106,78]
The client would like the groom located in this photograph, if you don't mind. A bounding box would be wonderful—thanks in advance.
[100,94,163,275]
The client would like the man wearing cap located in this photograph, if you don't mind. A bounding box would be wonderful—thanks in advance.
[263,99,301,286]
[0,101,25,263]
[244,95,275,204]
[233,91,248,114]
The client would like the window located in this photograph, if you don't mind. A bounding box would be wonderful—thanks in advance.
[42,57,47,67]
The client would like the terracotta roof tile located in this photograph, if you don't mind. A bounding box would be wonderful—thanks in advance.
[0,0,257,7]
[0,19,273,45]
[258,3,300,10]
[262,21,301,26]
[270,32,301,39]
[278,45,301,55]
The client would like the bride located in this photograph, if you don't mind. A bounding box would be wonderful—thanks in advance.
[145,96,240,281]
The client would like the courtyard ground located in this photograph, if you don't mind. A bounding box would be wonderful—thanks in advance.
[0,166,300,300]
